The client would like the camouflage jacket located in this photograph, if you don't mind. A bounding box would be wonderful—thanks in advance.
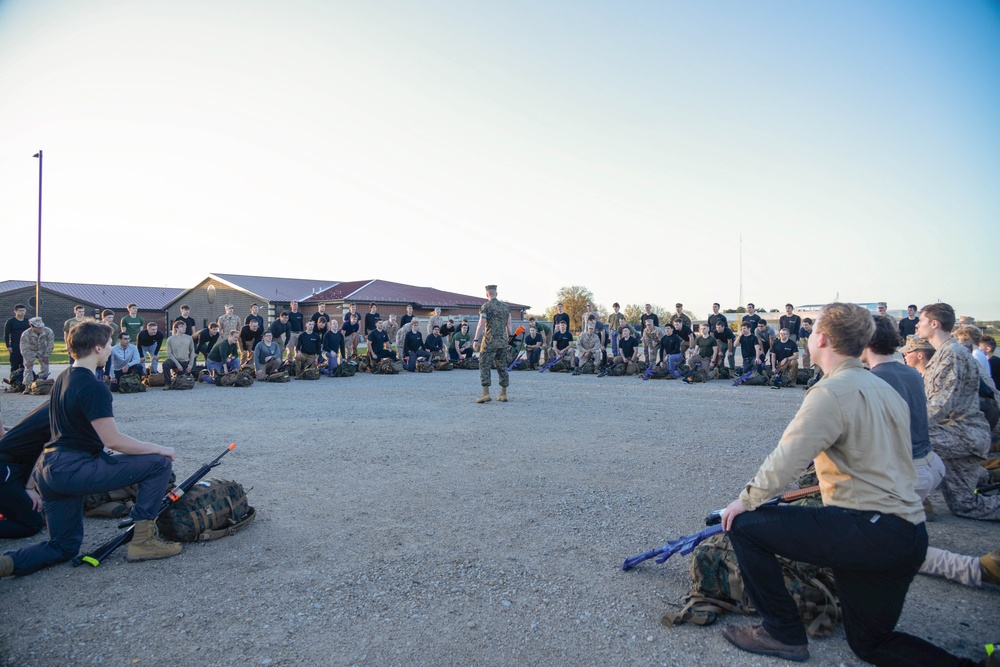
[577,331,600,352]
[924,338,991,459]
[642,329,660,351]
[479,298,510,346]
[20,326,55,357]
[217,314,241,335]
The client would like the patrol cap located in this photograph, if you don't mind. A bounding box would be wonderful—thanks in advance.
[675,303,683,308]
[901,335,933,354]
[877,301,887,308]
[29,317,44,327]
[485,284,497,292]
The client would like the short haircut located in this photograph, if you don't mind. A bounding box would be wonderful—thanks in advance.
[982,335,996,353]
[816,302,875,358]
[867,315,902,356]
[14,304,26,311]
[280,311,289,317]
[713,302,720,307]
[802,317,813,325]
[785,303,793,309]
[715,321,725,327]
[954,325,983,347]
[920,302,955,332]
[146,321,157,328]
[432,325,440,331]
[250,303,259,308]
[101,309,114,318]
[127,303,137,309]
[172,321,186,332]
[118,331,129,340]
[180,304,190,310]
[557,302,563,307]
[74,304,85,311]
[67,321,113,360]
[663,323,674,331]
[370,302,377,308]
[758,319,767,326]
[587,314,595,321]
[779,327,789,334]
[228,329,239,337]
[209,322,220,330]
[747,303,755,308]
[908,304,917,310]
[613,302,619,308]
[741,324,750,331]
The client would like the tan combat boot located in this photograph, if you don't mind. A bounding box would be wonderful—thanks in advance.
[0,554,13,578]
[475,387,491,403]
[127,520,182,562]
[498,387,508,402]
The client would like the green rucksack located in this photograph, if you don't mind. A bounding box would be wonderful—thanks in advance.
[117,373,146,394]
[331,361,357,377]
[156,478,255,542]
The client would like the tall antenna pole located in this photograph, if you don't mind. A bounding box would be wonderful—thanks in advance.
[738,234,743,307]
[33,150,43,317]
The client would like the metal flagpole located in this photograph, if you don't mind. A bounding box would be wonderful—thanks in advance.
[32,150,43,316]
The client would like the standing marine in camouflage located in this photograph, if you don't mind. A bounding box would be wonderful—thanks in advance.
[473,284,511,403]
[917,302,997,521]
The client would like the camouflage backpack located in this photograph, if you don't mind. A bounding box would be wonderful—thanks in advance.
[717,366,732,381]
[356,358,369,373]
[435,361,454,371]
[550,359,573,373]
[3,368,25,393]
[577,360,596,375]
[218,371,255,387]
[143,373,166,388]
[117,374,146,394]
[606,362,628,377]
[683,368,709,384]
[25,378,55,395]
[796,367,815,385]
[415,361,434,373]
[660,531,840,639]
[170,373,196,390]
[297,366,321,380]
[156,478,255,542]
[743,369,770,386]
[373,359,402,375]
[331,361,358,377]
[806,369,823,388]
[456,358,479,370]
[83,486,136,518]
[266,371,291,383]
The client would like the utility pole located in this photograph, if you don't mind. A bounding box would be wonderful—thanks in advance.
[738,234,743,307]
[32,150,43,316]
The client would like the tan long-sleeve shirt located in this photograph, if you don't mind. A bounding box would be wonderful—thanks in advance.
[739,357,924,525]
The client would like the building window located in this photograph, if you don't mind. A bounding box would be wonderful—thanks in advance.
[28,295,41,308]
[207,285,216,304]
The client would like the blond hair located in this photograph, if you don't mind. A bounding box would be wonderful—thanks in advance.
[816,302,874,358]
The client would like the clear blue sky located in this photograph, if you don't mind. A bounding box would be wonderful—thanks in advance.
[1,0,998,317]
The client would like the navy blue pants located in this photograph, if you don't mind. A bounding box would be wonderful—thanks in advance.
[5,450,172,576]
[405,350,430,372]
[729,504,975,667]
[0,463,45,538]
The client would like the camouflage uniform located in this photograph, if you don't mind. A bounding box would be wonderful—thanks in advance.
[383,320,399,344]
[217,313,241,336]
[20,325,55,384]
[924,338,997,520]
[479,298,510,388]
[575,330,601,365]
[642,328,660,364]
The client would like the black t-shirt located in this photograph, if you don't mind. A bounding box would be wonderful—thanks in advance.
[440,322,456,338]
[403,331,424,355]
[674,323,693,341]
[136,330,164,352]
[739,334,759,360]
[173,316,196,333]
[524,333,543,348]
[193,328,220,351]
[425,334,443,352]
[779,315,802,336]
[269,320,291,340]
[742,313,762,330]
[552,313,570,331]
[49,367,114,456]
[552,330,573,350]
[244,314,265,330]
[364,312,380,334]
[240,325,263,351]
[400,314,413,328]
[771,339,798,363]
[713,327,735,345]
[5,317,31,350]
[0,402,50,464]
[288,311,304,333]
[368,329,390,354]
[296,331,322,356]
[341,317,359,335]
[640,313,659,329]
[619,335,639,359]
[707,313,728,330]
[658,333,682,356]
[311,311,331,324]
[899,317,918,339]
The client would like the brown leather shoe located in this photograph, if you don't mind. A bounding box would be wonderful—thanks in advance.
[722,623,809,662]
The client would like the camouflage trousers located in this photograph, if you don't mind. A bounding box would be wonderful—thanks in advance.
[778,359,799,386]
[480,343,509,388]
[23,354,49,384]
[938,455,1000,521]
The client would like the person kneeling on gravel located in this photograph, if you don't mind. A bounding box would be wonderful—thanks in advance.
[1,321,181,580]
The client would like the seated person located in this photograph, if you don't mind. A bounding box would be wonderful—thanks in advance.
[403,320,431,371]
[614,325,639,367]
[253,331,283,379]
[574,320,601,375]
[162,321,196,387]
[713,320,736,370]
[136,322,164,374]
[687,323,718,377]
[522,325,544,368]
[239,320,263,364]
[109,332,144,388]
[735,323,763,374]
[192,322,221,365]
[341,313,361,358]
[641,319,660,364]
[207,330,241,376]
[550,320,574,363]
[424,325,446,362]
[451,322,475,361]
[368,320,397,361]
[268,312,291,359]
[658,323,684,378]
[295,320,323,375]
[770,327,799,386]
[0,402,50,539]
[1,321,180,581]
[527,317,551,363]
[322,318,346,372]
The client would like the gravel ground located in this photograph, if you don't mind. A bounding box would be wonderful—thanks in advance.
[0,365,995,667]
